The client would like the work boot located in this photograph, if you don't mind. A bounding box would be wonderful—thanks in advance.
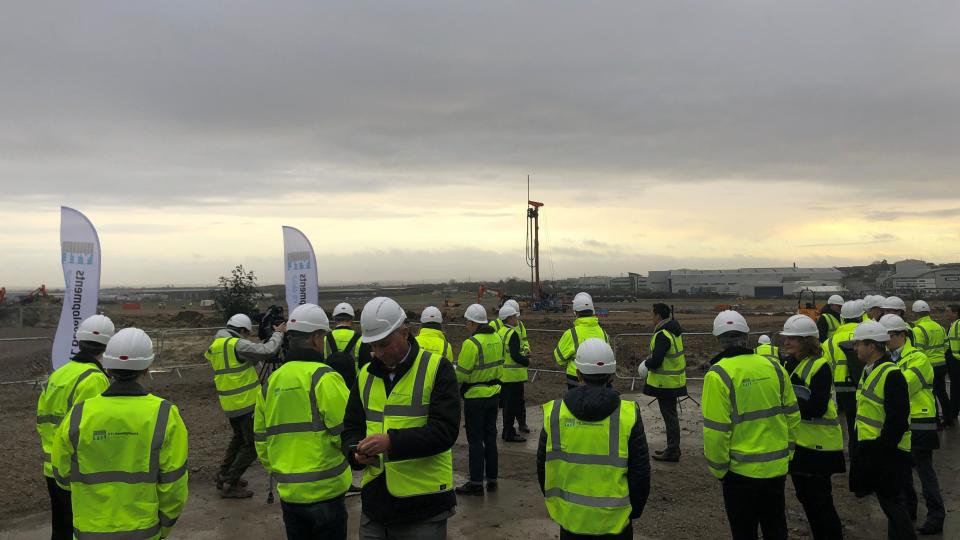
[486,480,498,493]
[518,425,530,434]
[653,448,666,456]
[215,474,248,490]
[503,434,527,443]
[455,482,484,496]
[917,522,943,535]
[219,482,254,499]
[652,449,681,462]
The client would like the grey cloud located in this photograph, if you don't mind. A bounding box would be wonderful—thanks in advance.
[865,208,960,221]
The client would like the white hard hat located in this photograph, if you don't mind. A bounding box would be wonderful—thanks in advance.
[75,314,115,345]
[636,360,649,379]
[573,292,595,313]
[504,299,520,313]
[912,300,931,313]
[420,306,443,324]
[827,294,845,306]
[498,304,519,320]
[882,296,906,311]
[360,297,407,344]
[841,300,865,320]
[713,310,750,336]
[464,304,488,324]
[758,335,771,345]
[333,302,355,318]
[848,321,891,343]
[574,338,616,375]
[780,314,819,337]
[863,295,886,310]
[227,313,253,332]
[102,328,155,371]
[287,303,331,333]
[879,314,911,333]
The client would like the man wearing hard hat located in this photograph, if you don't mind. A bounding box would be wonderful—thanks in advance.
[324,302,373,389]
[538,338,650,539]
[454,303,505,495]
[702,310,799,540]
[643,303,687,463]
[492,298,530,352]
[554,292,610,389]
[911,300,949,429]
[342,297,460,538]
[497,303,531,443]
[52,328,188,540]
[816,294,845,342]
[845,320,915,539]
[36,314,115,540]
[754,335,779,362]
[415,306,455,360]
[255,304,352,539]
[863,295,886,322]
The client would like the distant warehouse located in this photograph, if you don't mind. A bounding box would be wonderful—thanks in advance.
[647,266,843,298]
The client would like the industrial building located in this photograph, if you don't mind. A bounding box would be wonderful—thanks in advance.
[648,266,843,298]
[879,259,960,294]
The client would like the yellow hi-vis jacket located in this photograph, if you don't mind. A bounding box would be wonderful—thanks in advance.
[492,318,530,352]
[789,356,842,452]
[456,331,504,399]
[754,343,780,362]
[498,324,528,383]
[646,326,686,391]
[912,315,947,368]
[205,337,261,418]
[949,319,960,357]
[52,391,189,539]
[856,362,911,452]
[702,353,800,479]
[542,398,638,536]
[895,342,937,432]
[357,349,453,497]
[822,322,859,394]
[254,360,351,503]
[416,327,454,361]
[37,360,109,478]
[553,317,610,379]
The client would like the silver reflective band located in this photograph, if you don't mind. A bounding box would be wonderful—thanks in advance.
[159,512,178,527]
[67,369,102,409]
[544,487,630,508]
[705,458,730,471]
[159,463,188,483]
[217,381,261,396]
[545,451,627,467]
[225,404,256,418]
[72,470,155,485]
[213,364,251,375]
[911,422,938,431]
[275,460,349,483]
[856,415,884,429]
[702,419,731,432]
[729,447,790,463]
[362,352,434,423]
[37,414,63,425]
[805,417,840,426]
[650,368,685,375]
[254,432,266,442]
[74,523,161,539]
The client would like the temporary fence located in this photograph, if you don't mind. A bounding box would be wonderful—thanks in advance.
[0,336,54,386]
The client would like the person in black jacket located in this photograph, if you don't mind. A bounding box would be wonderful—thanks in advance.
[847,322,916,540]
[945,304,960,428]
[341,297,460,539]
[643,303,687,462]
[816,296,844,343]
[538,339,650,540]
[499,305,530,443]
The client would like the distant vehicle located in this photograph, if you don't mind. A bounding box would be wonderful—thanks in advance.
[796,288,819,321]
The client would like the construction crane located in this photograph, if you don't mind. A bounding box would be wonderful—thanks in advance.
[525,177,564,312]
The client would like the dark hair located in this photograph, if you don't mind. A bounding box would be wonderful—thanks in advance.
[861,339,887,353]
[575,310,595,317]
[581,373,613,386]
[842,317,862,324]
[333,314,353,322]
[949,304,960,315]
[652,303,671,320]
[78,341,107,356]
[287,329,323,348]
[796,336,823,360]
[108,369,141,381]
[422,322,442,331]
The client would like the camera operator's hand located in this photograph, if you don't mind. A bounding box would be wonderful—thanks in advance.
[273,321,287,333]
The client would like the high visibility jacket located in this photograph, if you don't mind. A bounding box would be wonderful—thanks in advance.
[416,327,454,361]
[36,360,109,478]
[542,399,637,536]
[52,393,189,539]
[949,319,960,357]
[254,361,351,504]
[912,316,946,368]
[455,331,504,399]
[820,312,840,340]
[325,327,362,362]
[554,317,610,378]
[702,354,800,479]
[357,350,453,497]
[498,325,528,383]
[789,356,842,452]
[822,322,859,394]
[492,319,530,352]
[754,343,780,362]
[855,362,911,452]
[205,337,261,418]
[646,327,686,390]
[895,342,937,432]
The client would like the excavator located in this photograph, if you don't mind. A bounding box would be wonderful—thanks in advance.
[796,288,819,321]
[1,285,50,305]
[476,284,507,306]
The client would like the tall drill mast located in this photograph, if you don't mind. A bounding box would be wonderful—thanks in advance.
[525,176,544,300]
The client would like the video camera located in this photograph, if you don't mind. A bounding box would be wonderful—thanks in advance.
[255,304,286,341]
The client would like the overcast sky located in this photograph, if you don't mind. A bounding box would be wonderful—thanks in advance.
[3,1,959,288]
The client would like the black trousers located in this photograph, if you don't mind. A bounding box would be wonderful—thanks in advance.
[836,392,858,454]
[281,497,348,540]
[464,395,499,482]
[947,355,960,421]
[933,365,951,423]
[904,448,945,527]
[876,491,917,540]
[219,412,257,484]
[721,473,787,540]
[560,524,632,539]
[501,382,526,437]
[791,473,843,539]
[46,476,72,540]
[657,396,680,452]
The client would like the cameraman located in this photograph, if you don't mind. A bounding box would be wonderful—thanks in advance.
[204,313,286,498]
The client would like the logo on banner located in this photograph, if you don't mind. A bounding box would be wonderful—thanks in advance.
[62,241,95,265]
[286,251,312,271]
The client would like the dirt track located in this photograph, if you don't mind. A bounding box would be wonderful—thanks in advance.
[2,306,959,538]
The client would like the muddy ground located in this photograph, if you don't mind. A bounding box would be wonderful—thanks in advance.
[2,304,958,538]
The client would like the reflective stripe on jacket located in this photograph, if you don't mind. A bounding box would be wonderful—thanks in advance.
[554,317,609,378]
[37,361,109,478]
[790,356,842,452]
[416,327,454,361]
[205,337,261,417]
[455,332,504,398]
[498,325,528,383]
[912,316,946,367]
[646,327,686,390]
[856,363,912,452]
[895,343,937,432]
